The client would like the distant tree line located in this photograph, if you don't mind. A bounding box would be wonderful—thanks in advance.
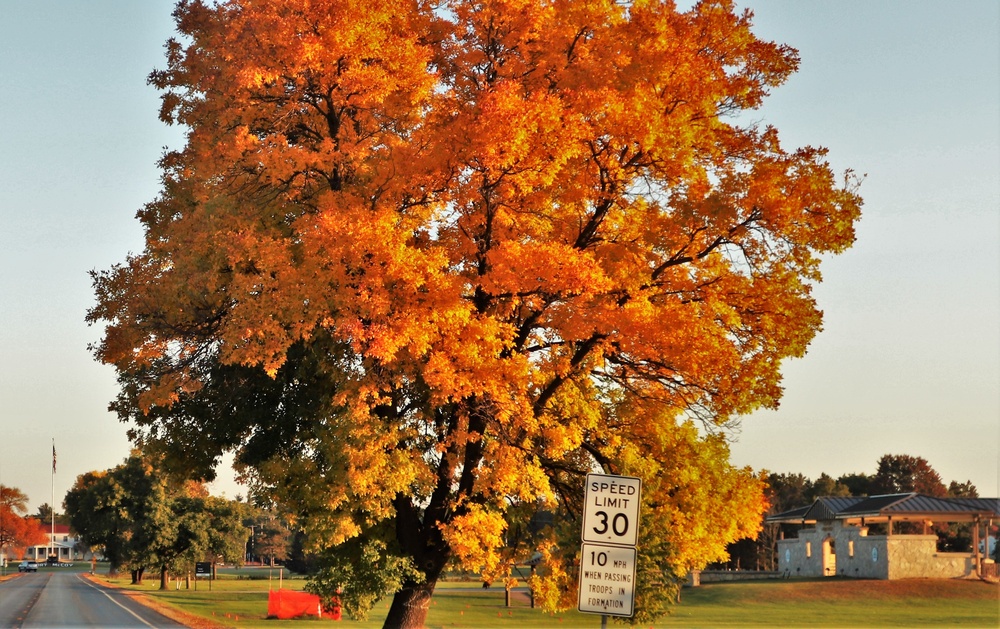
[63,452,248,589]
[715,453,987,571]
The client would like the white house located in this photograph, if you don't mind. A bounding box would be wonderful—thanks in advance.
[23,523,89,563]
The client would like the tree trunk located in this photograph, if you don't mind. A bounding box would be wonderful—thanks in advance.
[159,566,169,590]
[381,399,485,628]
[130,567,145,585]
[383,580,437,629]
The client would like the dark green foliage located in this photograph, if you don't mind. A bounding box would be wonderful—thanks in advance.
[63,453,247,586]
[305,531,422,621]
[836,473,871,497]
[870,454,948,497]
[809,473,851,499]
[117,334,351,483]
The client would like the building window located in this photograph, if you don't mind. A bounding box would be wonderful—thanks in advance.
[806,542,812,558]
[848,540,855,558]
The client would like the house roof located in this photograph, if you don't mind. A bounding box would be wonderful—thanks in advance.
[30,521,72,535]
[767,493,1000,524]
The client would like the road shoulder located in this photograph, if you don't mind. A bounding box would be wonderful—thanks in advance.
[81,573,228,629]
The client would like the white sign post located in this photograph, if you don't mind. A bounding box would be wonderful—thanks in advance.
[578,473,641,620]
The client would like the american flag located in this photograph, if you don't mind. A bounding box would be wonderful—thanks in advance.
[52,443,56,474]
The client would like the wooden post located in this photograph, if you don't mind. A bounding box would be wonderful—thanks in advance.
[973,516,981,577]
[530,564,536,609]
[989,519,995,561]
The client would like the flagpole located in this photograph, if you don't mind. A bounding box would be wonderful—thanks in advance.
[1,457,5,573]
[51,439,56,564]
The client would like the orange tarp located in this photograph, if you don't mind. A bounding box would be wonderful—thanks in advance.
[267,589,341,620]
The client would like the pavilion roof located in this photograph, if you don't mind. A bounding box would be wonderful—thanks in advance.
[766,493,1000,524]
[838,494,1000,520]
[766,496,863,524]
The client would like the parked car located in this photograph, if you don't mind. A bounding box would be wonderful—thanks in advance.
[18,561,38,572]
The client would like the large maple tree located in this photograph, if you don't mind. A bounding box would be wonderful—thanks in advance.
[90,0,861,625]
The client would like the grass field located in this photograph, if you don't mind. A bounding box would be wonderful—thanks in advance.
[92,569,999,629]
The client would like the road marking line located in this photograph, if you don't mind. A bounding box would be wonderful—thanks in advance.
[76,575,159,628]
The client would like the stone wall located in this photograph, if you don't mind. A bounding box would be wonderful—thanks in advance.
[835,528,888,579]
[777,520,847,578]
[690,570,785,585]
[886,537,974,579]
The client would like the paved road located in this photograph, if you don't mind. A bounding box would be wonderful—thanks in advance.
[0,572,187,628]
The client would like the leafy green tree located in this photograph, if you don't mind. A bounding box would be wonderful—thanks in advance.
[64,471,129,574]
[35,504,53,523]
[767,473,812,514]
[808,473,851,500]
[64,454,247,587]
[116,456,178,585]
[836,472,872,497]
[205,496,249,566]
[870,454,947,497]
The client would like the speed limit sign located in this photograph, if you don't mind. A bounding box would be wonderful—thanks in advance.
[579,473,641,618]
[581,473,641,547]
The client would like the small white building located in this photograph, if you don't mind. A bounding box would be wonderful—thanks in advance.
[769,494,999,580]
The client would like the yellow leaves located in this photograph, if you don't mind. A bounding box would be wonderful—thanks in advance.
[625,414,768,573]
[525,410,769,617]
[476,442,553,505]
[439,504,507,575]
[251,412,431,553]
[527,530,584,613]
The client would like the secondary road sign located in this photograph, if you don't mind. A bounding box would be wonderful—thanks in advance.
[578,542,637,617]
[581,473,641,547]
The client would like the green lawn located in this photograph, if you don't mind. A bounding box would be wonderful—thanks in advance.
[98,572,999,629]
[660,579,999,628]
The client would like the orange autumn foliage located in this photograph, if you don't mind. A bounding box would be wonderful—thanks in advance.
[0,485,48,557]
[89,1,860,626]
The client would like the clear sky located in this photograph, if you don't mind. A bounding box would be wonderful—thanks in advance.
[0,1,997,513]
